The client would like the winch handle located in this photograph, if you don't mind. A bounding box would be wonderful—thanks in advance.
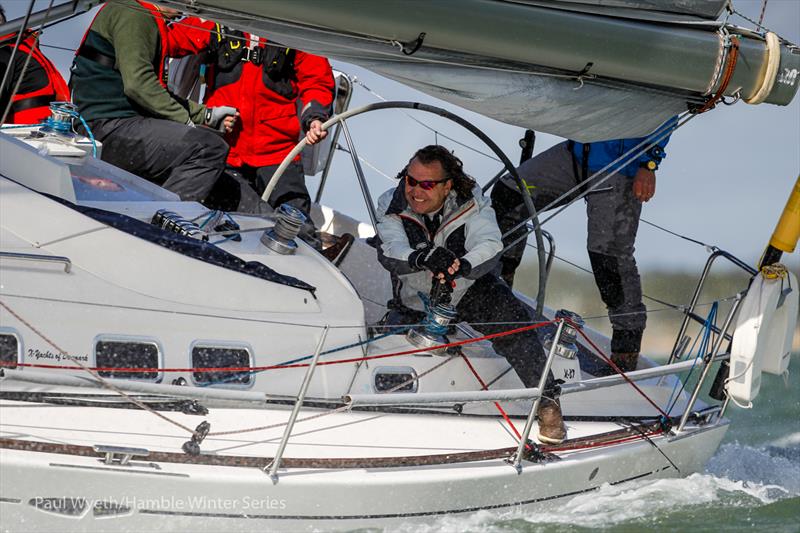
[430,277,454,307]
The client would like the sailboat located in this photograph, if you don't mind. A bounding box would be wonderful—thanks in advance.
[1,1,798,531]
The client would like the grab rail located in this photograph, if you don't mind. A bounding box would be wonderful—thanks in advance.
[0,251,72,273]
[667,249,756,364]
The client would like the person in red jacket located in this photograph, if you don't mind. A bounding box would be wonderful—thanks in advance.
[0,6,70,124]
[168,18,335,222]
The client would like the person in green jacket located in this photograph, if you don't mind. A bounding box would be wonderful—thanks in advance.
[71,0,237,202]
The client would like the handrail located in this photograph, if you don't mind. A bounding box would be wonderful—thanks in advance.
[676,293,742,432]
[0,251,72,273]
[0,367,270,404]
[667,249,756,364]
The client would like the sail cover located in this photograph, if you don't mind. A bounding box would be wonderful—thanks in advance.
[164,0,799,141]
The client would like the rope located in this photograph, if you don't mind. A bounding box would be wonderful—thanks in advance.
[334,144,395,181]
[569,319,670,419]
[521,228,743,317]
[502,113,690,247]
[207,356,456,437]
[1,321,554,374]
[665,302,717,415]
[639,219,716,252]
[195,328,409,387]
[729,8,790,43]
[0,299,196,435]
[695,35,739,114]
[458,351,522,440]
[757,0,769,29]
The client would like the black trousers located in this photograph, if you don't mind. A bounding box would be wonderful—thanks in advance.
[386,274,553,389]
[490,142,646,353]
[88,117,229,202]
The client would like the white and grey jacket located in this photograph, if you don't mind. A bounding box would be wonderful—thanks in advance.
[376,184,503,312]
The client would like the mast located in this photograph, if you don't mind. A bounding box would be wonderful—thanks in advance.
[759,176,800,269]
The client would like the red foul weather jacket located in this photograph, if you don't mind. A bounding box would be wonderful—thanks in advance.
[168,18,335,168]
[0,31,69,124]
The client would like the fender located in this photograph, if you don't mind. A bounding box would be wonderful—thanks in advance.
[727,265,798,405]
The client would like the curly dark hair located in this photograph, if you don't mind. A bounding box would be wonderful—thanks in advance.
[396,145,477,199]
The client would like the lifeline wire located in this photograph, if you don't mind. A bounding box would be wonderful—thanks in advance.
[0,299,197,435]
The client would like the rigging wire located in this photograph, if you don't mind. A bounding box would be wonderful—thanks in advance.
[503,113,692,246]
[350,77,502,163]
[757,0,769,29]
[0,0,54,125]
[729,4,794,44]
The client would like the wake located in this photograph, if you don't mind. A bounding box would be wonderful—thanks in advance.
[388,437,800,532]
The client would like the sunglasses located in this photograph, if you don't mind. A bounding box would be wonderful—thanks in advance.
[405,174,452,191]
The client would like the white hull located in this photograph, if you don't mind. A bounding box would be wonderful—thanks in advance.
[0,400,729,531]
[0,99,771,532]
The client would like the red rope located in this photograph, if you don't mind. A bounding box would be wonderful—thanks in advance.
[0,321,554,374]
[547,427,666,453]
[568,319,669,419]
[458,352,522,440]
[697,35,740,114]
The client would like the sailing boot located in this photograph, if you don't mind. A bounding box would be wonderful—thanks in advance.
[611,352,639,373]
[537,397,566,444]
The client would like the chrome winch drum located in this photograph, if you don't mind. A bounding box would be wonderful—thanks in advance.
[544,309,585,359]
[406,302,458,355]
[261,203,307,255]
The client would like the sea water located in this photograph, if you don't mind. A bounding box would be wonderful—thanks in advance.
[385,356,800,533]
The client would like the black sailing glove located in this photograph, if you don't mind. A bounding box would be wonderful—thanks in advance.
[408,244,433,271]
[422,247,459,280]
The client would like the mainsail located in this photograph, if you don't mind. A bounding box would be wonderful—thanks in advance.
[160,0,799,141]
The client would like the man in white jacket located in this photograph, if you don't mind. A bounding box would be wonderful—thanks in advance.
[376,145,566,444]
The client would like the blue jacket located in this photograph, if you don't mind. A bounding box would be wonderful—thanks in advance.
[571,116,678,178]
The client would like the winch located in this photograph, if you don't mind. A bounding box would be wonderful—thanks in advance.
[38,102,78,138]
[261,203,306,255]
[406,281,457,355]
[544,309,584,359]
